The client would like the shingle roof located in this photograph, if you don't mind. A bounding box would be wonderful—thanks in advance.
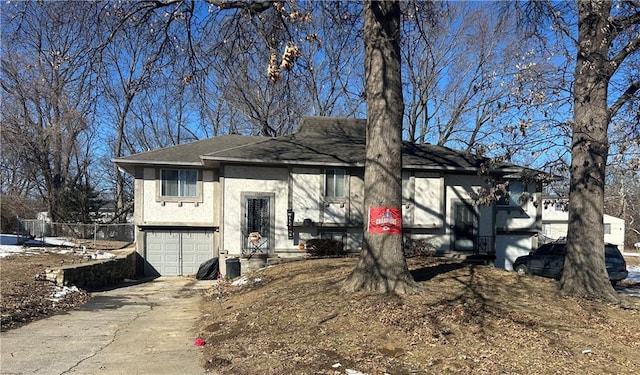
[201,117,366,166]
[112,135,265,167]
[113,116,541,177]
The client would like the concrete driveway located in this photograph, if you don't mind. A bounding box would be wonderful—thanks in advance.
[1,277,213,375]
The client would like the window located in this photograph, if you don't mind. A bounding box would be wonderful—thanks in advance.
[325,169,346,198]
[161,169,198,197]
[604,223,611,235]
[498,181,524,207]
[534,244,553,255]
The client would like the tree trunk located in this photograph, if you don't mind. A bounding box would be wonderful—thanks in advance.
[343,0,416,294]
[560,1,618,302]
[114,96,132,224]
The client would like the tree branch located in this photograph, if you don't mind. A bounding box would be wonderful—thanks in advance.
[202,0,274,14]
[609,9,640,34]
[609,30,640,68]
[610,79,640,118]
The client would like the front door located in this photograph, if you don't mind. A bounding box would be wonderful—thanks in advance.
[244,196,271,254]
[453,201,478,252]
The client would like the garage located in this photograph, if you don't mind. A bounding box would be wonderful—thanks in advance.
[144,230,215,276]
[494,235,532,271]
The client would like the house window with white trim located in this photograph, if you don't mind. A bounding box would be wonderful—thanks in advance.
[604,223,611,235]
[325,169,346,198]
[161,169,198,197]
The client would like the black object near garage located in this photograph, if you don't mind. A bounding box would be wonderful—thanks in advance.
[225,257,241,279]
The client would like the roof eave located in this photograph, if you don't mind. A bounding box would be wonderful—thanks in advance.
[200,156,364,168]
[113,158,203,166]
[111,159,204,174]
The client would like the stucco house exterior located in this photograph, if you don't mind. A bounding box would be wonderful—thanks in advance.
[541,196,625,250]
[113,116,548,277]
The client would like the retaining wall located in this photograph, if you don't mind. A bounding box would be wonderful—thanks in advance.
[45,249,138,289]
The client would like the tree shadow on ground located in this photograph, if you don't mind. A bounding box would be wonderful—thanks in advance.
[410,261,467,282]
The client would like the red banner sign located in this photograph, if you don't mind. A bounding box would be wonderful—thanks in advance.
[368,207,402,234]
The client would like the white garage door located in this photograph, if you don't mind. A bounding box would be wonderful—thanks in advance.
[495,235,532,271]
[145,231,215,276]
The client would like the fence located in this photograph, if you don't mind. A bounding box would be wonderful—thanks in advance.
[17,219,135,250]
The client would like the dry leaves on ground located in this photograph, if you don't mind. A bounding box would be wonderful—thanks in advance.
[1,251,91,331]
[198,256,640,375]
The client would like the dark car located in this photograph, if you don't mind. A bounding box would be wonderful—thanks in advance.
[513,241,628,285]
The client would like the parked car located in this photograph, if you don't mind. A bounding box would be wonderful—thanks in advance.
[513,241,628,285]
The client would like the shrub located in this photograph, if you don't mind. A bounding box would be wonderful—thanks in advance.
[403,238,437,258]
[305,239,346,257]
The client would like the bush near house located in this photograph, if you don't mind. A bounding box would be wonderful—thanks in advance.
[305,239,345,257]
[403,238,437,258]
[305,238,441,258]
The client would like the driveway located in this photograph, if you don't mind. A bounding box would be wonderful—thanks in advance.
[1,277,212,375]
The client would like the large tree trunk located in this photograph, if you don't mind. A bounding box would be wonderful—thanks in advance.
[343,0,416,294]
[560,0,618,302]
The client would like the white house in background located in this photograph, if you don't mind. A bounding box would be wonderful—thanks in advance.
[541,196,626,250]
[113,116,551,277]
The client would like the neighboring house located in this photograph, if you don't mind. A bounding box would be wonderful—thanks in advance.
[541,196,625,250]
[113,116,549,276]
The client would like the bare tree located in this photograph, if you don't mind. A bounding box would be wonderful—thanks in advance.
[402,0,574,179]
[296,2,366,117]
[1,1,100,223]
[98,18,160,222]
[502,0,639,301]
[207,35,308,136]
[561,0,639,301]
[188,1,365,136]
[0,99,39,197]
[343,0,416,294]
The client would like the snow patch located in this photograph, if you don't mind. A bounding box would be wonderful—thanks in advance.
[0,235,116,259]
[627,265,640,283]
[231,276,262,286]
[345,370,370,375]
[231,276,249,286]
[90,251,116,260]
[0,247,27,258]
[50,285,80,302]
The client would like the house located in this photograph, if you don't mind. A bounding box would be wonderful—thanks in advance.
[113,116,549,277]
[541,196,625,250]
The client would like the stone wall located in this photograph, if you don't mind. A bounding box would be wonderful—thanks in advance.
[46,249,138,290]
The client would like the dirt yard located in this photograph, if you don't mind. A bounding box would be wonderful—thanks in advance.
[2,250,640,374]
[1,251,91,331]
[198,256,640,375]
[0,240,130,331]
